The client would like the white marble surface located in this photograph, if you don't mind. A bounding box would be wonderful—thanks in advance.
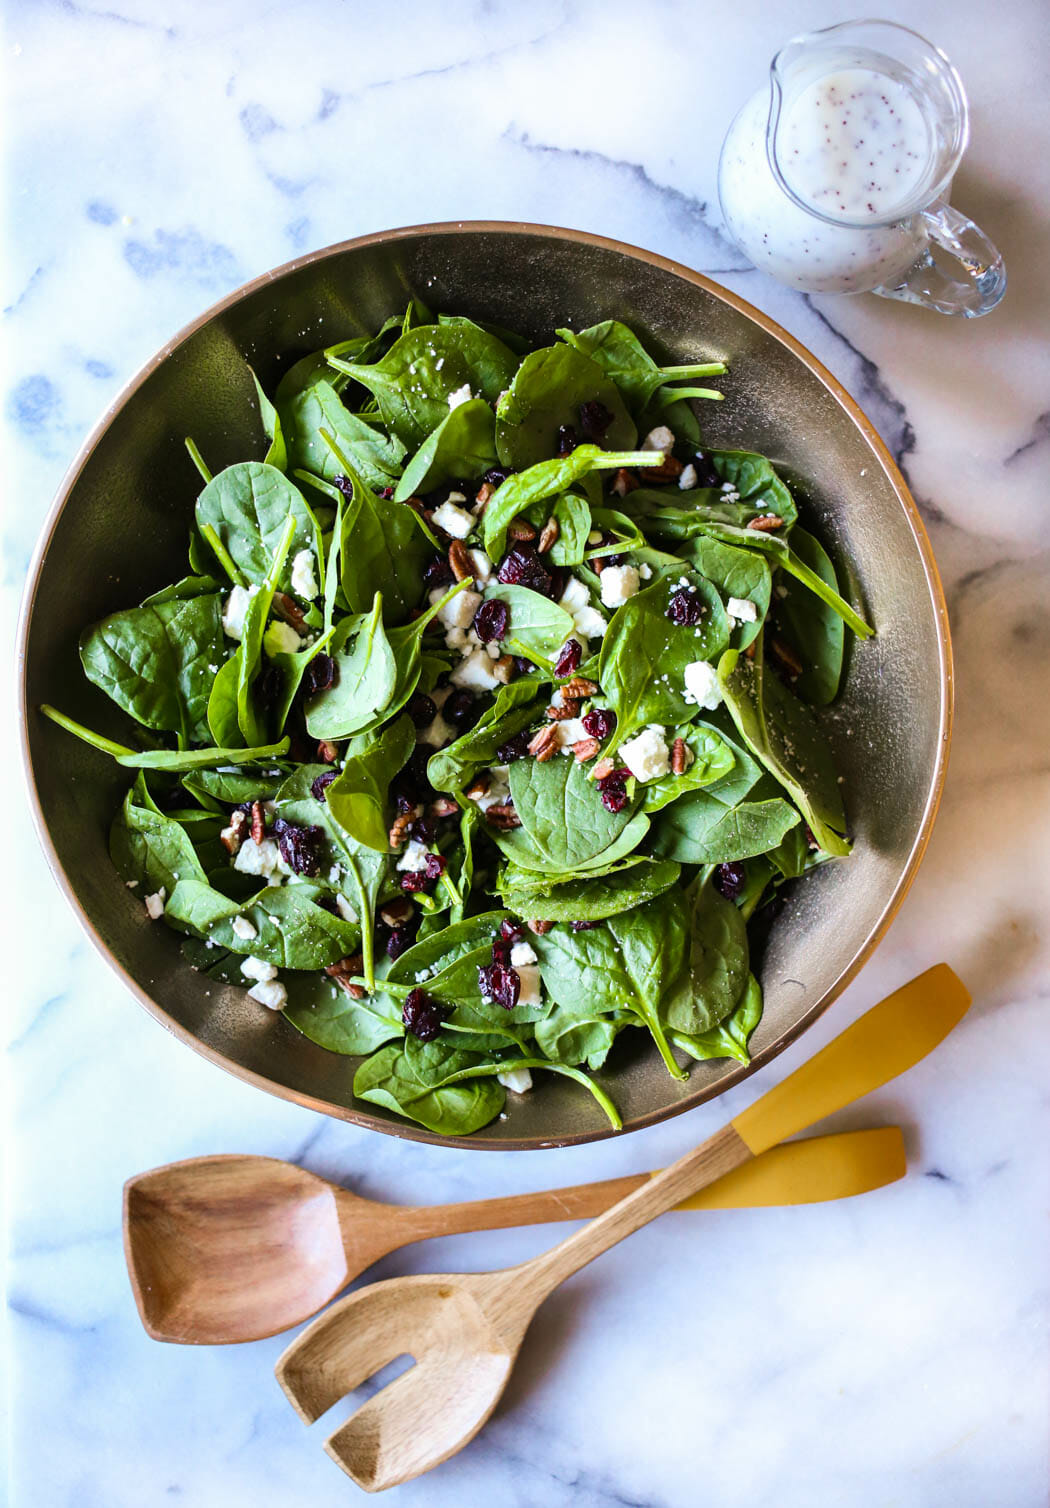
[4,2,1049,1504]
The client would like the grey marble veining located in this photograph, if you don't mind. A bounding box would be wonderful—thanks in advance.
[4,1,1049,1504]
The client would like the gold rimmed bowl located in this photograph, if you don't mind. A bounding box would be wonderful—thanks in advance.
[18,223,952,1148]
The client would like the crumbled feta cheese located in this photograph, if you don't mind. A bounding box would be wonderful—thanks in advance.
[559,576,590,612]
[423,711,456,746]
[574,605,609,641]
[683,660,723,711]
[475,768,511,812]
[290,548,319,600]
[397,840,431,873]
[125,879,139,889]
[233,837,281,877]
[263,620,303,658]
[247,979,288,1010]
[642,425,675,453]
[446,383,473,411]
[726,595,759,624]
[638,562,653,579]
[241,955,277,983]
[775,584,789,600]
[678,463,698,489]
[510,941,537,967]
[451,648,500,691]
[619,725,671,782]
[556,717,590,751]
[468,548,492,584]
[447,491,467,504]
[431,499,475,539]
[335,894,358,924]
[497,1067,534,1094]
[600,564,641,609]
[144,888,166,920]
[221,585,253,640]
[430,585,481,632]
[514,965,542,1009]
[231,915,258,941]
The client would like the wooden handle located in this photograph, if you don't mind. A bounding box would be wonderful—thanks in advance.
[387,1175,651,1244]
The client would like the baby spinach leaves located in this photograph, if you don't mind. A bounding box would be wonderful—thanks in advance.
[483,444,661,560]
[769,526,845,704]
[508,755,642,873]
[166,880,358,969]
[305,593,397,740]
[325,714,415,852]
[640,723,736,811]
[393,398,497,502]
[195,462,318,591]
[279,378,405,492]
[498,857,682,922]
[334,461,429,624]
[110,774,209,894]
[663,879,750,1036]
[556,320,725,414]
[495,344,636,468]
[482,584,574,666]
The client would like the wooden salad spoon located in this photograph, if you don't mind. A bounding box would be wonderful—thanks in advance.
[276,964,969,1491]
[125,1127,904,1345]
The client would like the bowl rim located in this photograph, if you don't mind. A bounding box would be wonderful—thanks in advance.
[17,219,953,1150]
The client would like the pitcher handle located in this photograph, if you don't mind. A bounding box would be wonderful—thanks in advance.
[873,200,1006,317]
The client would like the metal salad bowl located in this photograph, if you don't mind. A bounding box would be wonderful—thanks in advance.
[18,223,952,1149]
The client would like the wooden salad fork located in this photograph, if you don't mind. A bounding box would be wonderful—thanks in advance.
[275,964,969,1491]
[125,1127,904,1345]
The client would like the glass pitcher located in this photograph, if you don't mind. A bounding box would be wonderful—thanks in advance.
[717,20,1006,316]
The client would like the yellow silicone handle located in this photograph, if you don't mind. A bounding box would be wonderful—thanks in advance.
[732,964,970,1156]
[673,1126,905,1210]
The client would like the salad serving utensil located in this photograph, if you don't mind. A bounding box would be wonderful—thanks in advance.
[124,1126,905,1345]
[276,963,968,1491]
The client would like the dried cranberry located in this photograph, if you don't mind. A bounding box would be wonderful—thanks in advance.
[311,770,338,803]
[385,926,414,961]
[556,424,578,456]
[691,453,722,488]
[713,862,747,901]
[395,792,416,814]
[492,935,512,966]
[582,708,616,740]
[400,871,431,894]
[666,588,703,627]
[514,656,534,676]
[477,962,520,1011]
[332,475,355,498]
[372,485,394,500]
[474,598,509,644]
[443,690,479,730]
[272,817,325,877]
[409,815,436,845]
[304,653,336,696]
[423,554,455,590]
[406,691,437,729]
[497,729,533,763]
[499,918,527,943]
[255,664,281,710]
[553,639,582,677]
[424,852,446,881]
[483,467,512,487]
[497,543,554,599]
[570,919,599,932]
[402,988,449,1042]
[579,400,613,443]
[595,765,631,815]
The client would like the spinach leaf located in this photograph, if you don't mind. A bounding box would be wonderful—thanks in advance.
[598,569,729,750]
[427,680,543,797]
[662,879,749,1035]
[232,515,297,746]
[335,461,429,624]
[305,593,397,740]
[671,972,763,1066]
[556,320,725,414]
[495,344,636,469]
[719,643,849,855]
[483,443,662,560]
[533,1001,627,1071]
[165,880,358,969]
[109,774,210,893]
[326,714,415,851]
[537,491,591,567]
[330,324,518,449]
[771,526,845,704]
[195,462,319,591]
[482,584,574,666]
[640,723,736,811]
[284,974,404,1056]
[279,378,405,491]
[182,767,286,807]
[41,704,292,772]
[492,807,650,877]
[80,593,224,746]
[268,624,337,737]
[353,1038,506,1136]
[678,534,772,648]
[393,399,497,502]
[141,574,222,606]
[508,755,641,873]
[498,857,682,922]
[650,790,800,864]
[250,367,287,471]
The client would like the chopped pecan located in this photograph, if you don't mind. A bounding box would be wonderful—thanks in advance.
[528,918,555,935]
[429,796,460,819]
[448,538,473,581]
[572,736,600,762]
[272,593,307,632]
[379,898,414,927]
[561,675,599,700]
[591,757,615,781]
[545,700,580,721]
[316,739,340,764]
[325,954,365,1000]
[249,800,266,846]
[537,516,559,554]
[485,802,521,829]
[388,808,419,849]
[643,454,685,483]
[474,481,496,512]
[464,772,491,801]
[220,809,247,854]
[671,737,688,775]
[492,654,517,684]
[507,518,538,543]
[527,724,561,762]
[610,468,639,497]
[769,636,804,676]
[747,513,784,532]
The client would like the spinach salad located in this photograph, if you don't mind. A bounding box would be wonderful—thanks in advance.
[43,305,872,1137]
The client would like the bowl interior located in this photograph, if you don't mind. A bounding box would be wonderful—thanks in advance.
[20,225,949,1148]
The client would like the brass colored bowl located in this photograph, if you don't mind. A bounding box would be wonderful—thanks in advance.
[18,224,952,1149]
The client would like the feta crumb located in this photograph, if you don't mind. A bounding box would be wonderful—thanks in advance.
[144,888,166,920]
[600,564,641,609]
[431,499,475,539]
[451,648,500,691]
[638,562,653,580]
[328,865,341,885]
[619,725,671,782]
[231,915,258,941]
[290,548,319,599]
[514,965,542,1009]
[247,979,287,1010]
[475,769,511,812]
[468,548,492,584]
[263,620,303,658]
[446,383,473,411]
[497,1067,534,1094]
[335,894,358,924]
[510,941,537,967]
[233,837,281,877]
[397,840,431,873]
[683,660,723,711]
[678,463,698,489]
[556,716,589,751]
[559,575,590,612]
[221,585,253,640]
[726,596,758,624]
[641,424,675,453]
[573,605,609,641]
[430,584,481,631]
[775,584,789,600]
[241,955,277,982]
[125,879,139,889]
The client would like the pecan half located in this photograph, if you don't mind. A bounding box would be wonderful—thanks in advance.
[537,516,560,554]
[220,809,247,854]
[769,636,804,676]
[429,795,460,819]
[272,593,307,632]
[485,802,521,829]
[572,736,600,763]
[249,800,266,846]
[528,724,561,762]
[464,772,491,801]
[448,538,473,581]
[492,654,517,684]
[325,954,365,1000]
[671,737,688,775]
[379,898,414,927]
[610,468,639,497]
[388,808,418,849]
[474,481,496,512]
[316,739,340,764]
[507,518,538,543]
[560,675,599,700]
[591,757,615,781]
[527,918,555,935]
[643,454,685,483]
[747,513,784,532]
[546,700,580,721]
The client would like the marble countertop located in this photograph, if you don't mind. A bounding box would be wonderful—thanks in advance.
[4,2,1049,1504]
